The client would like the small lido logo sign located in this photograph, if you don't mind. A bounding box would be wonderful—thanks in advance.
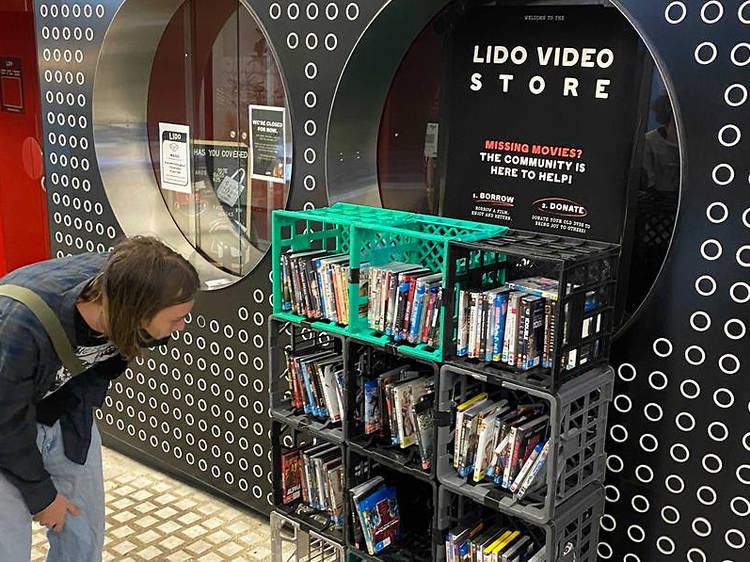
[533,197,588,218]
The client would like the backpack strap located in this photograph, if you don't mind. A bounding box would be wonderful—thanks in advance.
[0,284,87,377]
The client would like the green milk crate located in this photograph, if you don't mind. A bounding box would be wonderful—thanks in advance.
[271,204,414,337]
[272,203,506,360]
[345,215,506,361]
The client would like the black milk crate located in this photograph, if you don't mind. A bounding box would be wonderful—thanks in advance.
[443,230,620,391]
[345,448,439,561]
[271,510,346,562]
[345,337,439,481]
[437,483,604,562]
[436,363,613,524]
[269,315,347,443]
[271,420,348,545]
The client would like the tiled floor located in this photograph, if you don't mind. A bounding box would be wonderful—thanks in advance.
[32,447,272,562]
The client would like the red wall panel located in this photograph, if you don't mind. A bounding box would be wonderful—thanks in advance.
[0,1,49,275]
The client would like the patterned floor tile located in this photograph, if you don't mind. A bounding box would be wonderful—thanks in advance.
[31,447,271,561]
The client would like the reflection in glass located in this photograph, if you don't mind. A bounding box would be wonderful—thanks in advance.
[626,72,679,315]
[377,15,445,214]
[147,0,290,278]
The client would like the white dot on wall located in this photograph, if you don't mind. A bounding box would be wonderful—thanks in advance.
[695,274,717,296]
[725,528,747,550]
[714,387,735,408]
[644,402,664,422]
[706,202,729,223]
[737,464,750,484]
[635,464,654,483]
[736,245,750,267]
[656,536,676,555]
[724,318,746,339]
[346,2,359,20]
[617,362,636,381]
[730,281,750,303]
[697,485,718,505]
[606,454,624,473]
[597,542,613,559]
[653,337,673,357]
[725,84,748,107]
[648,370,668,390]
[692,517,712,537]
[286,32,299,49]
[675,411,696,431]
[627,525,646,543]
[702,453,723,474]
[700,239,723,260]
[665,474,685,494]
[718,124,741,146]
[614,394,632,413]
[304,63,317,80]
[605,485,620,503]
[661,505,681,524]
[695,42,718,64]
[325,33,338,51]
[269,3,281,19]
[609,424,628,443]
[631,494,650,513]
[325,2,338,19]
[712,163,736,184]
[740,1,750,23]
[731,42,750,66]
[708,421,729,442]
[639,433,659,452]
[690,311,711,331]
[685,345,706,365]
[599,514,617,532]
[731,496,750,516]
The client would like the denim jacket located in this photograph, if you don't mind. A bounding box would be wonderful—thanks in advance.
[0,253,128,514]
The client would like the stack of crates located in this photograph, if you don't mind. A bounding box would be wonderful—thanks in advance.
[434,230,619,561]
[269,205,619,561]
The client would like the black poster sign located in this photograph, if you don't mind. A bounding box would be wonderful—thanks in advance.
[442,6,642,242]
[0,57,24,114]
[249,105,286,183]
[191,140,249,226]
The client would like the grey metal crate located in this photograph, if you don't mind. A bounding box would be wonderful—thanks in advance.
[436,363,613,523]
[436,483,604,562]
[272,510,346,562]
[270,420,347,545]
[344,336,439,480]
[269,315,346,443]
[345,448,439,561]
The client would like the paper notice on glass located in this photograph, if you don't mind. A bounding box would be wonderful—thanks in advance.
[248,105,286,183]
[159,122,191,193]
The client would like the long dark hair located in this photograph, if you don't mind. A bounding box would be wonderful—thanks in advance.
[82,236,199,358]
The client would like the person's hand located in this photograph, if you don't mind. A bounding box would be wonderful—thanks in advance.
[32,493,80,532]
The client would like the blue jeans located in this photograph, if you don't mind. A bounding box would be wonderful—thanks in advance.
[0,421,104,562]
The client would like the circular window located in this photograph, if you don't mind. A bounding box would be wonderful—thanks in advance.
[328,0,679,327]
[93,0,291,289]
